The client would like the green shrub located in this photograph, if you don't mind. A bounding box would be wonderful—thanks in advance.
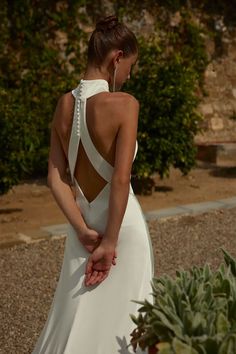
[0,0,85,194]
[130,249,236,353]
[125,27,207,179]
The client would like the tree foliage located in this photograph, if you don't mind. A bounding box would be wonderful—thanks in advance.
[0,0,86,193]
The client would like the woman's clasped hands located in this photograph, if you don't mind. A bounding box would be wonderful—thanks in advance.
[77,227,117,287]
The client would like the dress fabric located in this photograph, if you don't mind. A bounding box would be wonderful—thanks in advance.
[32,79,155,354]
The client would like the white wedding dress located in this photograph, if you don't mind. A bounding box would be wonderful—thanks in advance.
[32,79,155,354]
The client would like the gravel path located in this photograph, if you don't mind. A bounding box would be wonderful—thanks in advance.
[0,207,236,354]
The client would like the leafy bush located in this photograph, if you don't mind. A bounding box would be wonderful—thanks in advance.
[0,0,85,194]
[130,249,236,354]
[126,37,203,179]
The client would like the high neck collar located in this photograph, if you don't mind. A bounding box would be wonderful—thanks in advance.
[76,78,110,99]
[80,78,109,86]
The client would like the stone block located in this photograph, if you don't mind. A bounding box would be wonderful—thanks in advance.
[212,102,221,112]
[196,143,236,166]
[210,117,224,131]
[196,144,217,163]
[199,103,214,116]
[145,207,188,221]
[217,143,236,166]
[232,88,236,98]
[180,201,227,214]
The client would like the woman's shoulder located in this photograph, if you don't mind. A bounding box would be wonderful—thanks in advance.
[97,91,139,117]
[57,91,74,110]
[52,92,74,134]
[111,92,139,121]
[110,91,139,105]
[96,93,139,133]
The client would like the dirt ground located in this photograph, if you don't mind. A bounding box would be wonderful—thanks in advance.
[0,165,236,244]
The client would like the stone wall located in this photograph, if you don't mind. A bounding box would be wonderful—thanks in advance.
[196,28,236,143]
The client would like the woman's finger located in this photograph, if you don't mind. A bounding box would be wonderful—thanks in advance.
[88,270,99,283]
[87,268,110,286]
[85,256,93,275]
[99,270,109,283]
[94,271,105,284]
[84,275,90,286]
[84,271,92,286]
[93,270,109,285]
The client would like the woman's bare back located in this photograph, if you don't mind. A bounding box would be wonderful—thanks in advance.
[74,92,118,202]
[56,90,132,203]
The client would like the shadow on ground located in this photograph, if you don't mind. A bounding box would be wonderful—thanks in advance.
[0,208,22,214]
[155,185,173,192]
[209,167,236,178]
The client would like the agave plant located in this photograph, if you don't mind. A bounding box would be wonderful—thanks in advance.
[130,249,236,354]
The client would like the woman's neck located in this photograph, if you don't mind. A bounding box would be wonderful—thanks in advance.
[82,65,110,83]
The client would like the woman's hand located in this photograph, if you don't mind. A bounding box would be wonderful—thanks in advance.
[78,228,117,265]
[77,227,102,253]
[84,242,116,287]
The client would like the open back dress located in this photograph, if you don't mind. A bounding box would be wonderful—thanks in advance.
[32,79,155,354]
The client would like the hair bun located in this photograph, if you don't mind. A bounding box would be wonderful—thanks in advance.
[96,15,119,32]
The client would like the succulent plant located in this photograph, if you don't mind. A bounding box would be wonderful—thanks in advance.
[130,249,236,354]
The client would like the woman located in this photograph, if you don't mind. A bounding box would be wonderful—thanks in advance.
[32,15,154,354]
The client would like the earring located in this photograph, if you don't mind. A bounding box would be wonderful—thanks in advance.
[113,66,117,92]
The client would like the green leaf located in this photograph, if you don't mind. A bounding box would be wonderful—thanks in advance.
[172,338,198,354]
[219,334,236,354]
[216,313,230,334]
[130,314,139,325]
[192,312,205,333]
[157,342,174,354]
[221,249,236,277]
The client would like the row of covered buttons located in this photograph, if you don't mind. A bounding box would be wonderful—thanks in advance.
[76,82,84,137]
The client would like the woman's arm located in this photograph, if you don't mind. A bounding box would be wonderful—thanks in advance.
[47,125,88,234]
[47,96,103,252]
[102,95,139,246]
[85,94,139,286]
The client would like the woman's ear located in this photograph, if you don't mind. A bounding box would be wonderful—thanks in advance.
[115,49,123,64]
